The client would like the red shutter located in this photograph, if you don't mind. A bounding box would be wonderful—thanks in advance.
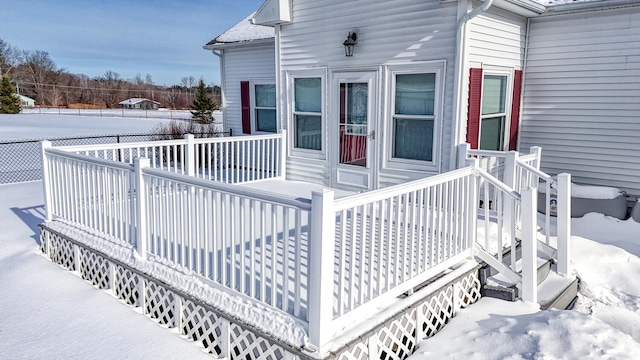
[240,81,251,134]
[466,68,483,149]
[509,70,523,151]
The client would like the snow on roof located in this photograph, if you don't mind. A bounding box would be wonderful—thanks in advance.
[206,12,274,46]
[532,0,637,5]
[119,98,160,105]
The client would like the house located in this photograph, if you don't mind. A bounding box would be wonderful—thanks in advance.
[206,0,640,199]
[40,1,626,359]
[16,94,35,107]
[119,97,160,110]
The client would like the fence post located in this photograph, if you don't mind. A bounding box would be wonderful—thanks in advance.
[41,141,53,222]
[521,187,538,304]
[556,173,572,276]
[185,133,195,177]
[457,143,470,169]
[309,189,336,350]
[135,157,150,260]
[279,129,287,179]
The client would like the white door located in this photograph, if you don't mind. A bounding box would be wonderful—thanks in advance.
[331,71,378,190]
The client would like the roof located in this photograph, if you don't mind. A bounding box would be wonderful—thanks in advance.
[205,12,274,49]
[119,98,160,105]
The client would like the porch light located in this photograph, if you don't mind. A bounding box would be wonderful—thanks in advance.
[343,32,358,57]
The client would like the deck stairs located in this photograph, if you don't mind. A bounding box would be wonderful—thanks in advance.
[479,235,579,310]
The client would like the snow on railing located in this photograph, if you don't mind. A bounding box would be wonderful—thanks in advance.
[55,131,286,184]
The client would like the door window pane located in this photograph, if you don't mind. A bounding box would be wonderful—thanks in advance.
[339,82,368,167]
[394,118,433,161]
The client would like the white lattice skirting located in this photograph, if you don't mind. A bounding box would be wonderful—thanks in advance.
[39,224,481,360]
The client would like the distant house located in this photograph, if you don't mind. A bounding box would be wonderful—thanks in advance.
[16,94,35,107]
[119,98,160,110]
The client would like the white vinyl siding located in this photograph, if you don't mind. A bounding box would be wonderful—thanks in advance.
[221,45,275,135]
[280,0,459,187]
[520,7,640,195]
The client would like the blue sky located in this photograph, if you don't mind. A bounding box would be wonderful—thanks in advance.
[1,0,265,86]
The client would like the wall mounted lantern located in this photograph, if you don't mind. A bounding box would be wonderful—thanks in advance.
[343,32,358,57]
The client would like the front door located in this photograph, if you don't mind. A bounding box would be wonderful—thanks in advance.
[331,71,377,190]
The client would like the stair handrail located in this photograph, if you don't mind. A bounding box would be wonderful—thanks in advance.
[470,163,539,302]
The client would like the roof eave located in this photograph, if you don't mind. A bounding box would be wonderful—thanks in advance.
[203,37,275,51]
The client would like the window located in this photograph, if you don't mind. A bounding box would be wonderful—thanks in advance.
[254,84,276,132]
[392,73,436,162]
[387,62,444,171]
[479,75,507,150]
[467,68,522,151]
[293,78,322,151]
[240,81,277,134]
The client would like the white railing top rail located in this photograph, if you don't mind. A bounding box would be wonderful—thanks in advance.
[465,148,511,158]
[474,167,521,201]
[45,147,133,171]
[516,159,556,186]
[333,167,476,211]
[54,138,189,153]
[143,166,312,211]
[52,132,284,153]
[192,132,282,144]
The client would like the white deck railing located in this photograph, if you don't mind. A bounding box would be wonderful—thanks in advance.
[40,137,568,350]
[458,143,572,280]
[55,131,286,184]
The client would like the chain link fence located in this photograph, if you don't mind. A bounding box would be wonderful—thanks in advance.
[0,131,231,185]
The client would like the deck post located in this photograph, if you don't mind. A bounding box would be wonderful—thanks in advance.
[521,187,538,304]
[467,158,479,250]
[529,146,542,169]
[309,189,336,350]
[457,143,470,169]
[503,151,518,251]
[135,157,151,260]
[556,173,572,276]
[185,133,195,177]
[41,141,53,222]
[279,129,287,179]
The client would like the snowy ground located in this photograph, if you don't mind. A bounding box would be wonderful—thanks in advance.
[1,114,640,358]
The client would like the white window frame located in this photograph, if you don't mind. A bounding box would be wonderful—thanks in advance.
[384,61,445,173]
[478,67,514,151]
[250,79,277,134]
[286,68,327,160]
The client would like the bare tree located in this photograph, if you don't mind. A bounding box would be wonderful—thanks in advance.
[15,50,57,104]
[0,38,19,77]
[96,70,124,108]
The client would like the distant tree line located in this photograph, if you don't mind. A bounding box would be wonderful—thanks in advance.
[0,38,220,109]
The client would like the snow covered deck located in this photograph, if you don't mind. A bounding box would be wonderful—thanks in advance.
[38,133,571,358]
